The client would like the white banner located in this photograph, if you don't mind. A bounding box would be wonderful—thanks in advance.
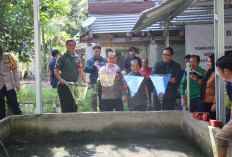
[185,24,232,69]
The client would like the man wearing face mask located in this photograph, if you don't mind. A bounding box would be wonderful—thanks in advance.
[85,46,106,111]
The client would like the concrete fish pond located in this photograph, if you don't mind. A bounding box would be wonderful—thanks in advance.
[0,111,228,157]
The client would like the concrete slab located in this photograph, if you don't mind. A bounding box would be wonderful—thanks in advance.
[0,111,231,157]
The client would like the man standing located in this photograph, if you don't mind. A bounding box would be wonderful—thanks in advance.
[85,46,106,85]
[180,55,205,112]
[139,58,152,79]
[99,49,126,111]
[215,55,232,157]
[124,60,150,111]
[85,46,106,111]
[139,58,153,109]
[124,47,142,74]
[0,45,22,120]
[54,38,87,113]
[49,49,59,88]
[151,47,181,110]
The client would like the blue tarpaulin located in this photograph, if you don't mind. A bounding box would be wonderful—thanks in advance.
[123,75,145,97]
[150,74,171,95]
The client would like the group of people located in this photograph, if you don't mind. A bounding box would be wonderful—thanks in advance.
[48,40,232,157]
[47,39,183,112]
[0,37,227,116]
[0,37,232,156]
[181,54,217,120]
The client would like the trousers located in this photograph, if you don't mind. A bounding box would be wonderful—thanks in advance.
[0,85,22,120]
[58,83,77,113]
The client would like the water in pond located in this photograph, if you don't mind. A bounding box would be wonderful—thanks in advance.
[4,137,204,157]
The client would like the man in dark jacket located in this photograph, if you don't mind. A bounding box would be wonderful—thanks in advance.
[152,47,181,110]
[85,46,106,111]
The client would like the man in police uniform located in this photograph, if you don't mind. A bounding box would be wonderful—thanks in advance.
[54,38,87,113]
[0,45,22,120]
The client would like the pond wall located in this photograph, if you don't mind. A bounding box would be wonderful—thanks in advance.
[0,111,231,157]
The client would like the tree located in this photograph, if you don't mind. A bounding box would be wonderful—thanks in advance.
[0,0,34,62]
[0,0,88,62]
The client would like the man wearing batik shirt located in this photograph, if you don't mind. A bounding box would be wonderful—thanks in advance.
[99,50,126,111]
[55,38,87,113]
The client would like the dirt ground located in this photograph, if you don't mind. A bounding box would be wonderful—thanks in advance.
[20,79,51,88]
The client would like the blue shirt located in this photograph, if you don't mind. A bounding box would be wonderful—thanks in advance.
[85,56,106,84]
[49,58,58,88]
[124,56,142,74]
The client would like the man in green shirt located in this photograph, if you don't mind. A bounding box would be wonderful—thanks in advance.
[55,38,87,113]
[180,55,205,112]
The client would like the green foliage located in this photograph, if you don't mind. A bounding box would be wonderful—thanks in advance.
[17,87,36,104]
[123,101,129,111]
[225,90,231,109]
[17,87,60,114]
[17,86,95,114]
[0,0,87,62]
[78,88,94,112]
[0,0,34,62]
[16,86,128,114]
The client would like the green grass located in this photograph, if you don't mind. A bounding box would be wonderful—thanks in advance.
[16,87,128,114]
[17,87,60,114]
[78,88,95,112]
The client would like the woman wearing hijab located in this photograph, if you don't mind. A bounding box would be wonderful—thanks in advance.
[200,54,216,119]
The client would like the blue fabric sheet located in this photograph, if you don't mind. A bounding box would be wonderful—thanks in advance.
[150,74,171,95]
[123,75,144,97]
